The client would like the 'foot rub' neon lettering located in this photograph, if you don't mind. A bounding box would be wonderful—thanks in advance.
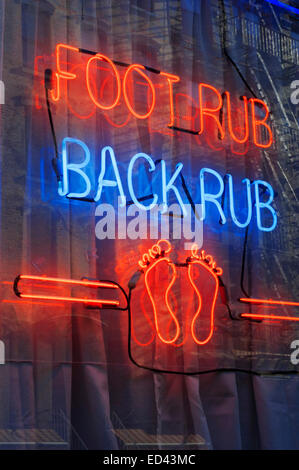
[58,137,278,232]
[48,44,273,149]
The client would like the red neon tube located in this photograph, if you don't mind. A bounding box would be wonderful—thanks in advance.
[188,260,219,346]
[18,293,119,307]
[250,98,273,148]
[50,43,79,101]
[225,92,249,144]
[160,71,180,127]
[144,257,180,345]
[123,64,156,120]
[14,275,120,308]
[86,54,121,110]
[18,275,117,289]
[138,240,180,344]
[241,313,299,322]
[239,297,299,307]
[198,83,225,140]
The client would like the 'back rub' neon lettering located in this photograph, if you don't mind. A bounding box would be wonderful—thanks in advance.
[58,137,278,232]
[49,43,273,149]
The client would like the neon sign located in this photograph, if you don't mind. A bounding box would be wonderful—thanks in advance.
[187,244,222,345]
[46,43,273,149]
[140,239,180,345]
[239,297,299,322]
[57,137,278,232]
[239,297,299,307]
[135,240,223,346]
[12,242,299,351]
[241,314,299,322]
[130,239,223,347]
[13,242,225,347]
[13,275,120,308]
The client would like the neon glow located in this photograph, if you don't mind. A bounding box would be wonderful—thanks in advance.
[94,145,126,206]
[86,54,121,110]
[241,313,299,322]
[227,175,252,228]
[161,161,187,217]
[46,43,273,149]
[190,245,223,276]
[50,72,60,102]
[123,64,156,120]
[188,244,222,345]
[198,83,225,140]
[253,180,278,232]
[58,137,91,198]
[138,239,172,269]
[128,153,158,210]
[225,93,249,144]
[50,44,79,102]
[199,168,226,225]
[138,240,180,344]
[18,294,119,307]
[144,257,180,345]
[160,72,180,127]
[18,275,118,289]
[250,99,273,149]
[136,240,222,346]
[239,297,299,307]
[14,274,120,307]
[57,137,278,232]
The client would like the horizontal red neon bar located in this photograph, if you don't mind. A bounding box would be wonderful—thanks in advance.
[18,275,117,289]
[14,274,120,308]
[239,297,299,307]
[19,293,119,307]
[241,313,299,322]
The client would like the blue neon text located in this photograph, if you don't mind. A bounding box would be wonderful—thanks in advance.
[57,137,278,232]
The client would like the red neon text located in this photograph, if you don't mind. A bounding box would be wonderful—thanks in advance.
[43,43,273,149]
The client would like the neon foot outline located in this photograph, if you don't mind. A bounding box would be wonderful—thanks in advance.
[187,244,223,345]
[138,240,180,345]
